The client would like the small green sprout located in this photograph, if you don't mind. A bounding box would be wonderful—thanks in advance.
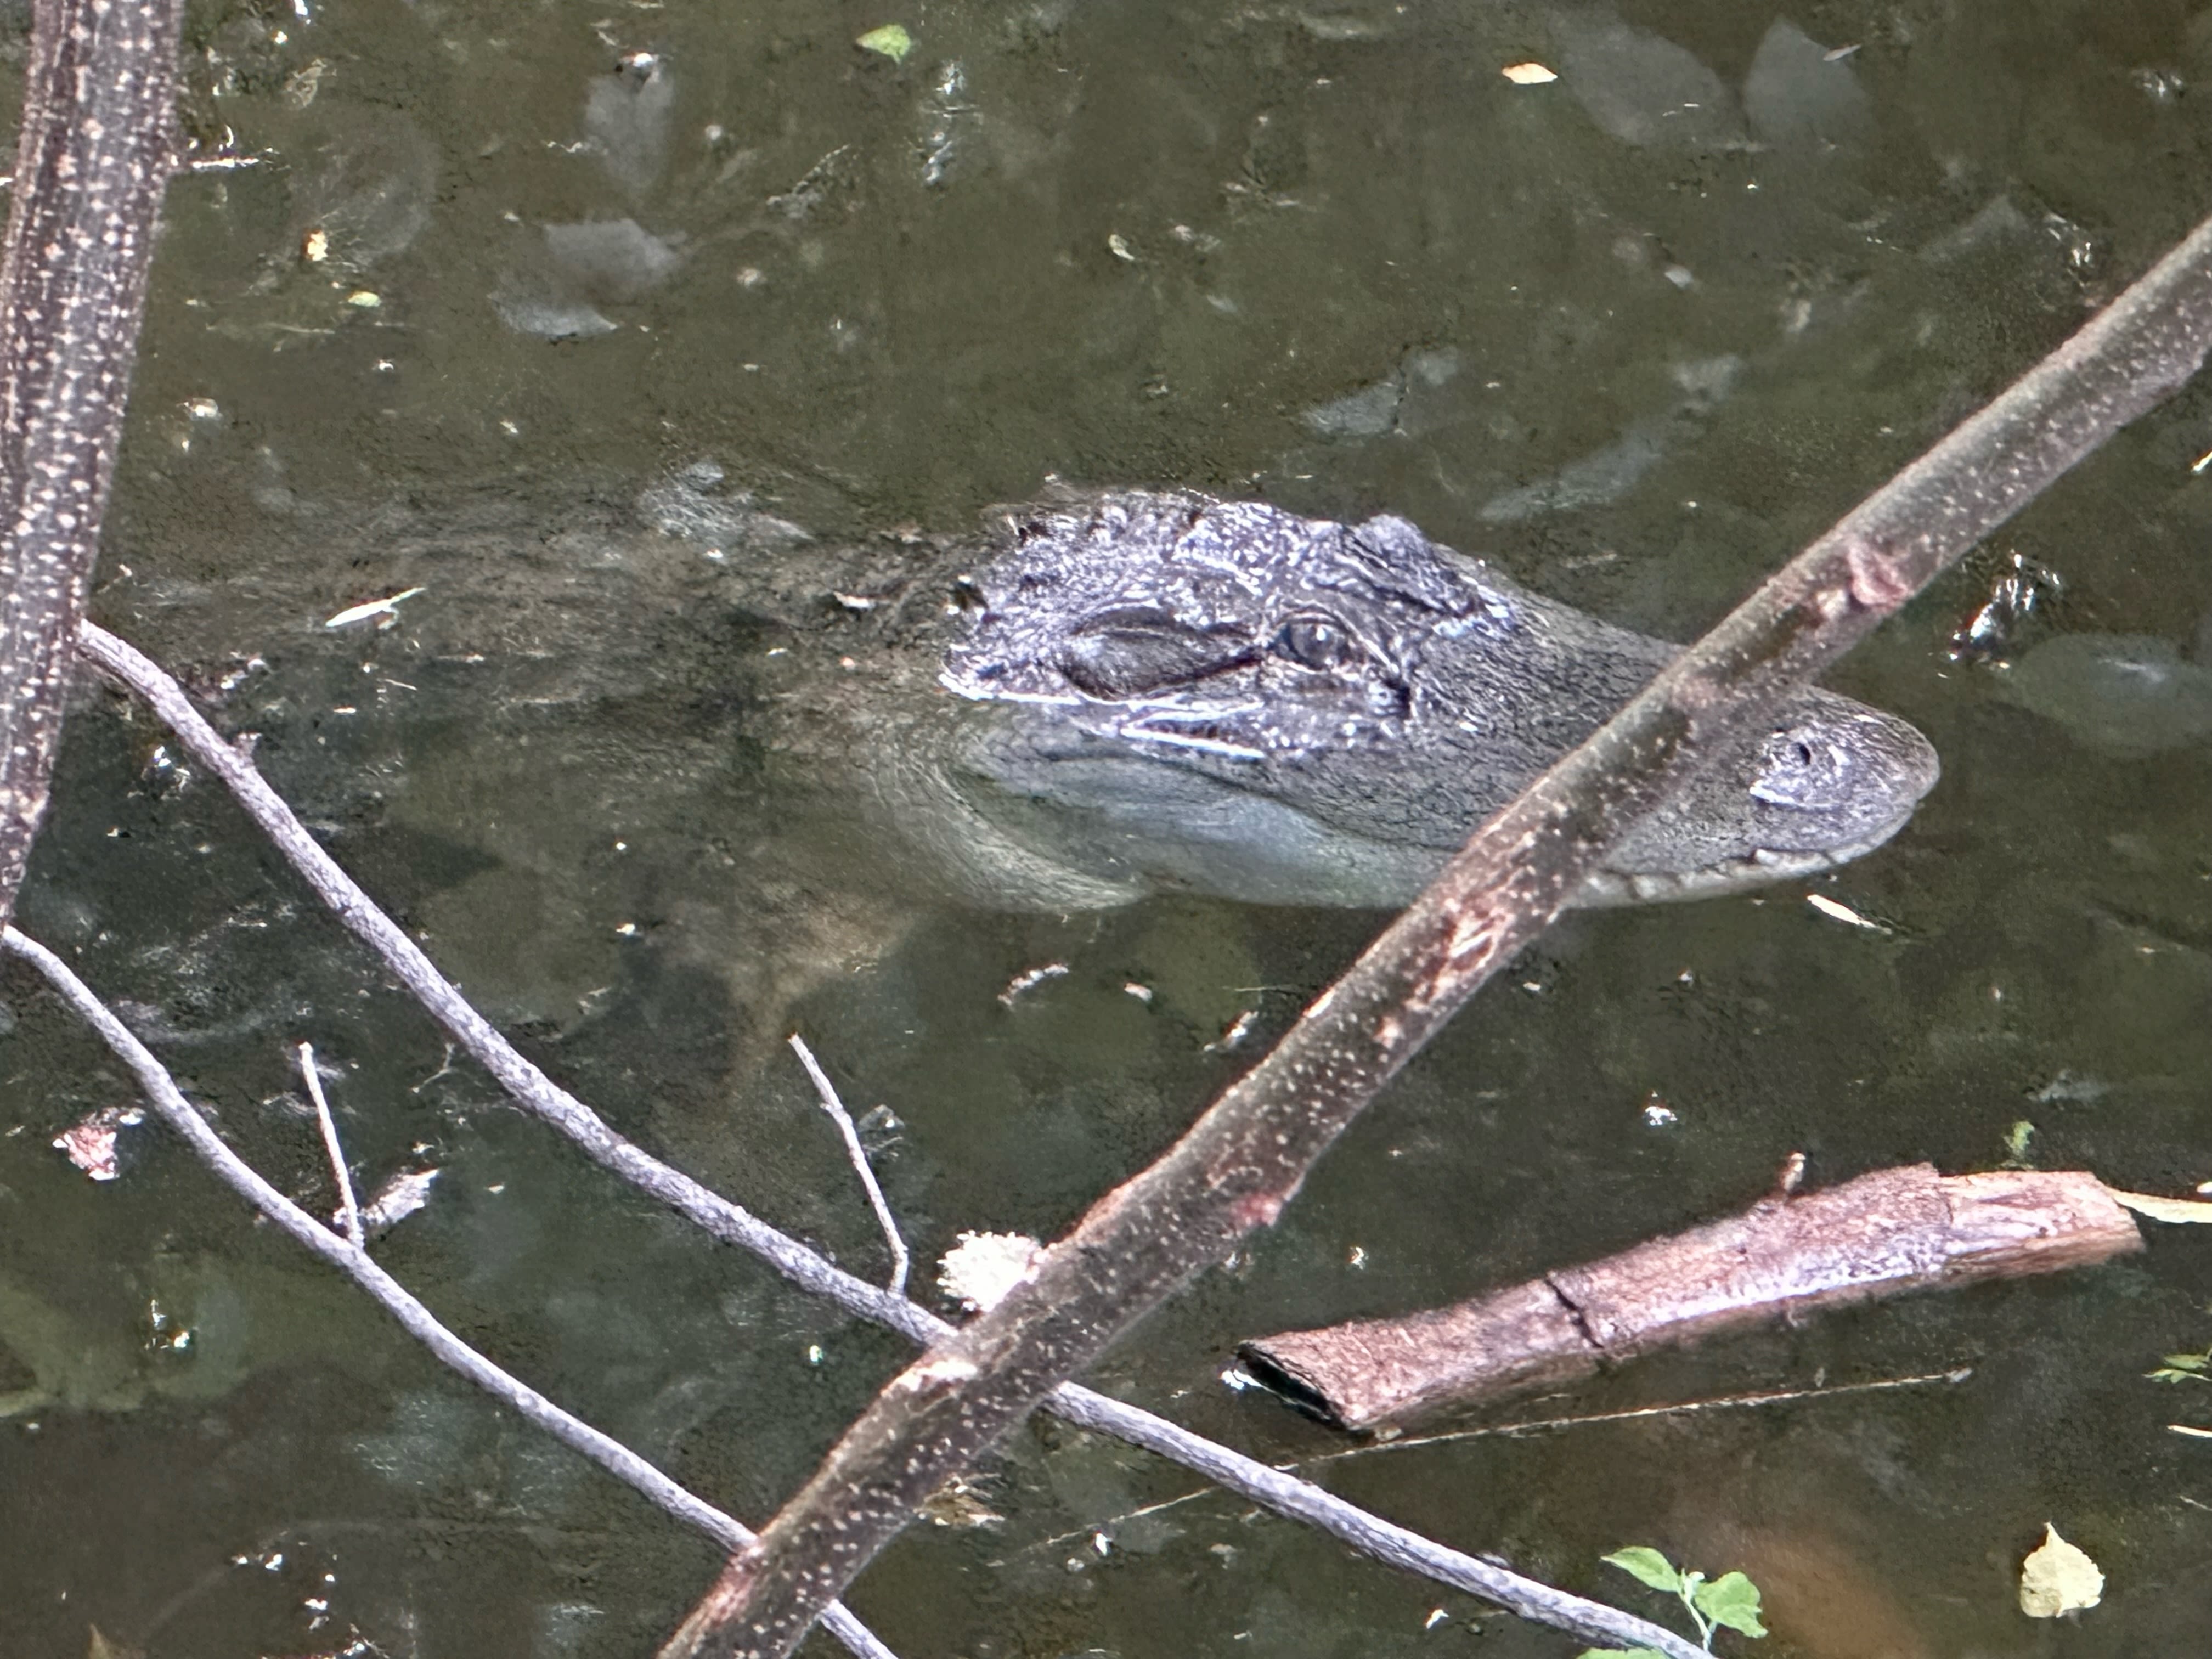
[1577,1545,1767,1656]
[856,24,913,62]
[2001,1119,2036,1168]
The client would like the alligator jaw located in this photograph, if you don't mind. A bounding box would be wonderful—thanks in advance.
[1575,809,1923,907]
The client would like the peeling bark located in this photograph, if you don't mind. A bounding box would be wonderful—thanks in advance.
[1240,1166,2144,1431]
[0,0,183,921]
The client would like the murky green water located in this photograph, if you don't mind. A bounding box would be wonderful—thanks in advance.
[1,0,2209,1654]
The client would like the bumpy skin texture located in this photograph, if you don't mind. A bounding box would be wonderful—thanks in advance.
[937,490,1939,909]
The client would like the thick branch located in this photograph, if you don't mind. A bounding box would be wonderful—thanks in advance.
[1242,1164,2143,1430]
[668,211,2212,1659]
[0,0,182,921]
[77,621,1703,1657]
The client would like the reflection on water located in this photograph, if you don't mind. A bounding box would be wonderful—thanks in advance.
[0,0,2207,1653]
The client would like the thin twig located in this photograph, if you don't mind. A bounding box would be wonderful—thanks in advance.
[0,925,901,1659]
[666,211,2212,1659]
[74,619,1702,1659]
[1020,1365,1974,1563]
[298,1040,363,1248]
[789,1034,909,1295]
[1306,1366,1978,1463]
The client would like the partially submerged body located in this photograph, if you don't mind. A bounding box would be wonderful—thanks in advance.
[84,467,1942,1254]
[128,471,1937,1035]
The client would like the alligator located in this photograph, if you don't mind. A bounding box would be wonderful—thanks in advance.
[848,487,1943,913]
[136,472,1937,1051]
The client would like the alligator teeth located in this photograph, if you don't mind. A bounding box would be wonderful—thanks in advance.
[1117,724,1266,761]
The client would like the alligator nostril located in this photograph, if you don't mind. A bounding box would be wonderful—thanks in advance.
[1750,725,1853,808]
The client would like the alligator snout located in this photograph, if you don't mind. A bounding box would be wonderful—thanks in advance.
[1746,703,1942,850]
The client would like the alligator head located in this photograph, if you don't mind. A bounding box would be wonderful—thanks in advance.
[938,490,1939,909]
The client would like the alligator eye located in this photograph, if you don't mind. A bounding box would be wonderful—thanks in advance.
[1272,616,1362,672]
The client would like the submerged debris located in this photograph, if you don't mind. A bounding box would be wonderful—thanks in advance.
[53,1106,145,1182]
[356,1167,439,1236]
[998,962,1069,1008]
[1948,549,2062,663]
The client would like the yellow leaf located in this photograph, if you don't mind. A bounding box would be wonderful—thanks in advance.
[2108,1189,2212,1224]
[857,24,913,62]
[2019,1522,2103,1617]
[1501,61,1558,84]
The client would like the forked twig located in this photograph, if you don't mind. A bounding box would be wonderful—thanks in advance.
[789,1034,909,1295]
[0,925,903,1659]
[76,618,1706,1659]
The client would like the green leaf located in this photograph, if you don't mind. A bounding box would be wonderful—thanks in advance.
[2162,1351,2210,1371]
[855,24,913,61]
[1602,1547,1685,1595]
[1693,1571,1768,1638]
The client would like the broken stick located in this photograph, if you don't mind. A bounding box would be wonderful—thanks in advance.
[1240,1164,2142,1431]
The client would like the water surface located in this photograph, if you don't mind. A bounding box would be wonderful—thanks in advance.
[2,1,2209,1655]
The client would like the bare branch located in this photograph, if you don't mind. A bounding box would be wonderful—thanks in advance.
[0,926,903,1659]
[789,1034,910,1295]
[76,619,1704,1658]
[0,0,183,922]
[298,1040,364,1248]
[663,211,2212,1659]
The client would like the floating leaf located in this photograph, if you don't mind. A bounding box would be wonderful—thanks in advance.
[1805,891,1888,932]
[1502,61,1559,84]
[1694,1570,1768,1638]
[2019,1522,2103,1617]
[856,24,913,61]
[2109,1188,2212,1224]
[323,585,426,629]
[937,1230,1043,1312]
[2148,1348,2211,1383]
[1602,1546,1684,1595]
